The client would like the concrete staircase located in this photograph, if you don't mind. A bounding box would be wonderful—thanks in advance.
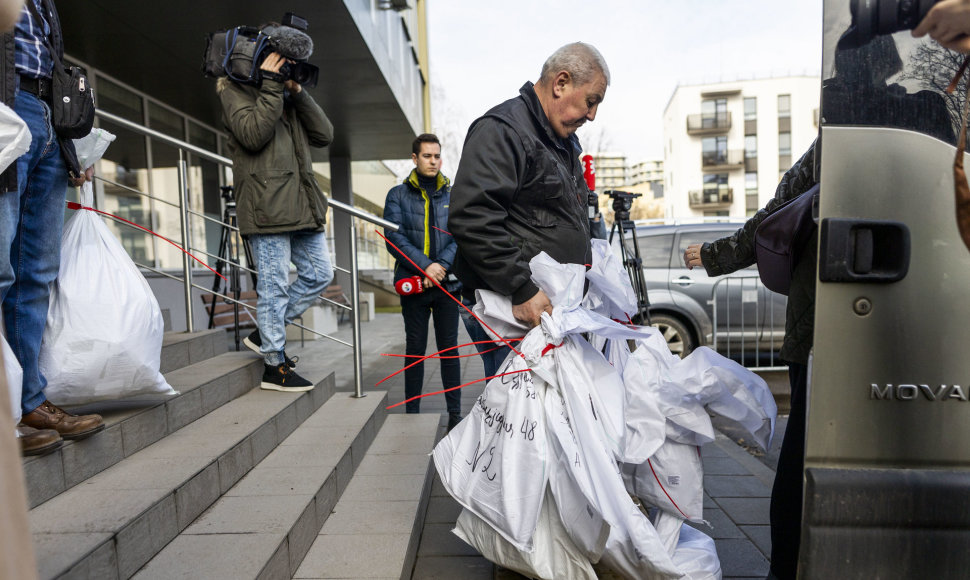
[23,330,441,579]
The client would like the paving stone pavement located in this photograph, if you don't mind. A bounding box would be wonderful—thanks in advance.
[282,311,779,579]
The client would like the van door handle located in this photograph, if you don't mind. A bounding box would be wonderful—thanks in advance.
[671,276,695,286]
[819,218,910,284]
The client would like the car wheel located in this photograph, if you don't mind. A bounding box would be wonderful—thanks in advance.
[650,314,696,357]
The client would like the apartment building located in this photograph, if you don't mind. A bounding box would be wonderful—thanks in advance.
[663,76,820,218]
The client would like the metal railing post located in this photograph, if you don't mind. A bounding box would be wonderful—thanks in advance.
[177,154,194,333]
[349,219,365,398]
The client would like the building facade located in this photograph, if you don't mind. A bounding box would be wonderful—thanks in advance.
[662,76,820,219]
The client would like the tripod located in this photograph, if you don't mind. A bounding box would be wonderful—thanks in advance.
[606,190,651,325]
[208,185,257,351]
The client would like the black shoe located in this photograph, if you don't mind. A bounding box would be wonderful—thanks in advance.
[260,363,314,392]
[244,330,296,368]
[447,413,463,431]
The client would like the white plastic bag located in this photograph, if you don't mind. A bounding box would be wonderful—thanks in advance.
[671,524,722,580]
[432,351,550,551]
[2,331,23,423]
[454,491,598,580]
[622,440,705,522]
[39,129,176,405]
[0,101,30,175]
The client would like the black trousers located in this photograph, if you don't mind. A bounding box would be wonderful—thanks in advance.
[400,287,461,415]
[769,361,808,580]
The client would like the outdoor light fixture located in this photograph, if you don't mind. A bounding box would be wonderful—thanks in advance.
[377,0,410,11]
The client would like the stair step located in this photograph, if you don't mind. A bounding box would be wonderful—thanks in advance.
[293,413,441,579]
[160,329,227,374]
[22,351,264,509]
[28,373,336,580]
[132,390,389,580]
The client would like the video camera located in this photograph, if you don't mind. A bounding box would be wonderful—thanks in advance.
[605,190,641,221]
[202,12,319,88]
[843,0,940,47]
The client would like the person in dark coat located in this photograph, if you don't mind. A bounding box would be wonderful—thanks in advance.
[383,134,462,429]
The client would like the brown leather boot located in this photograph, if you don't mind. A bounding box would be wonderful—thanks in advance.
[20,400,104,440]
[16,424,63,456]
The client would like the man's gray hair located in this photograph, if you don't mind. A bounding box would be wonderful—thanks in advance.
[539,42,611,86]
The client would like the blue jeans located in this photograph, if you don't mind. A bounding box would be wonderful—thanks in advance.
[0,92,68,415]
[248,230,333,366]
[459,298,511,381]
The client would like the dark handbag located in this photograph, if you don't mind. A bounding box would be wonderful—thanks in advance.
[754,183,819,295]
[49,60,95,139]
[26,0,95,139]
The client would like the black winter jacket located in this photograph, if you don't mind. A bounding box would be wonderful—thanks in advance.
[449,82,591,304]
[701,142,818,364]
[383,169,460,293]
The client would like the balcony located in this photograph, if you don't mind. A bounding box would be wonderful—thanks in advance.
[687,112,732,135]
[689,188,734,209]
[701,150,744,171]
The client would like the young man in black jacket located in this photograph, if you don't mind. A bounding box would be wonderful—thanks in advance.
[449,42,610,335]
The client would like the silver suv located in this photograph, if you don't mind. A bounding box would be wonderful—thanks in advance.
[631,221,787,365]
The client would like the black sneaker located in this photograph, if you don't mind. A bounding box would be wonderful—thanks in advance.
[244,330,297,368]
[260,363,314,392]
[447,413,463,432]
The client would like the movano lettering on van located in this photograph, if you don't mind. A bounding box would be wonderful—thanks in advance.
[870,384,969,401]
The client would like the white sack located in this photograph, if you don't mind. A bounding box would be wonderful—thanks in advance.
[40,129,176,405]
[622,440,705,522]
[73,128,116,171]
[432,350,549,551]
[671,524,722,580]
[584,238,638,319]
[0,101,30,175]
[454,492,598,580]
[668,347,776,450]
[2,331,23,423]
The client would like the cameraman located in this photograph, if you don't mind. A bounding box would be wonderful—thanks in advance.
[913,0,970,51]
[217,20,334,392]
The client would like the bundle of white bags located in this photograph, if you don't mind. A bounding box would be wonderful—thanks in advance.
[38,129,176,405]
[433,239,776,580]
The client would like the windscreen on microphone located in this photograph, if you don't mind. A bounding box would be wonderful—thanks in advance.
[581,154,596,191]
[395,276,424,296]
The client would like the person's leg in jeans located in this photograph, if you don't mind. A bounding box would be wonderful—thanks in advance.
[283,230,333,325]
[400,291,431,413]
[431,290,461,417]
[768,361,808,580]
[1,92,68,415]
[248,233,291,367]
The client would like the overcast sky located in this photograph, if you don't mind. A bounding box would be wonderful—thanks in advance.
[427,0,824,162]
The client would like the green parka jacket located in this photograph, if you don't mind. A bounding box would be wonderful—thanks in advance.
[700,142,818,365]
[217,78,334,235]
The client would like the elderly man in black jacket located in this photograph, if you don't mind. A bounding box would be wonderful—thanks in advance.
[449,42,609,337]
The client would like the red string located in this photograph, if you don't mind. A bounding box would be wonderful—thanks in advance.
[67,201,227,282]
[383,344,504,360]
[385,368,530,410]
[376,229,522,357]
[431,225,452,236]
[376,338,518,387]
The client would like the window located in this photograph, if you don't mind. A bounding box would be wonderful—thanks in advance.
[702,136,728,165]
[701,98,727,128]
[744,135,758,159]
[778,94,791,118]
[745,172,758,194]
[744,97,757,121]
[638,233,674,268]
[778,132,791,156]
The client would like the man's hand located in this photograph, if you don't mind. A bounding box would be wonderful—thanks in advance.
[512,290,552,328]
[260,52,286,74]
[69,166,95,188]
[424,262,446,283]
[284,80,302,94]
[913,0,970,53]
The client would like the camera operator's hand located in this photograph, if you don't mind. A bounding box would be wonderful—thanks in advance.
[913,0,970,53]
[512,290,552,328]
[284,80,302,94]
[260,52,286,74]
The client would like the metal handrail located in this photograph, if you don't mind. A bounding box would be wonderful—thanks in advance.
[92,108,398,398]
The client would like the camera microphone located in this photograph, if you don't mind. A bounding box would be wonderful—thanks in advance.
[582,155,599,220]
